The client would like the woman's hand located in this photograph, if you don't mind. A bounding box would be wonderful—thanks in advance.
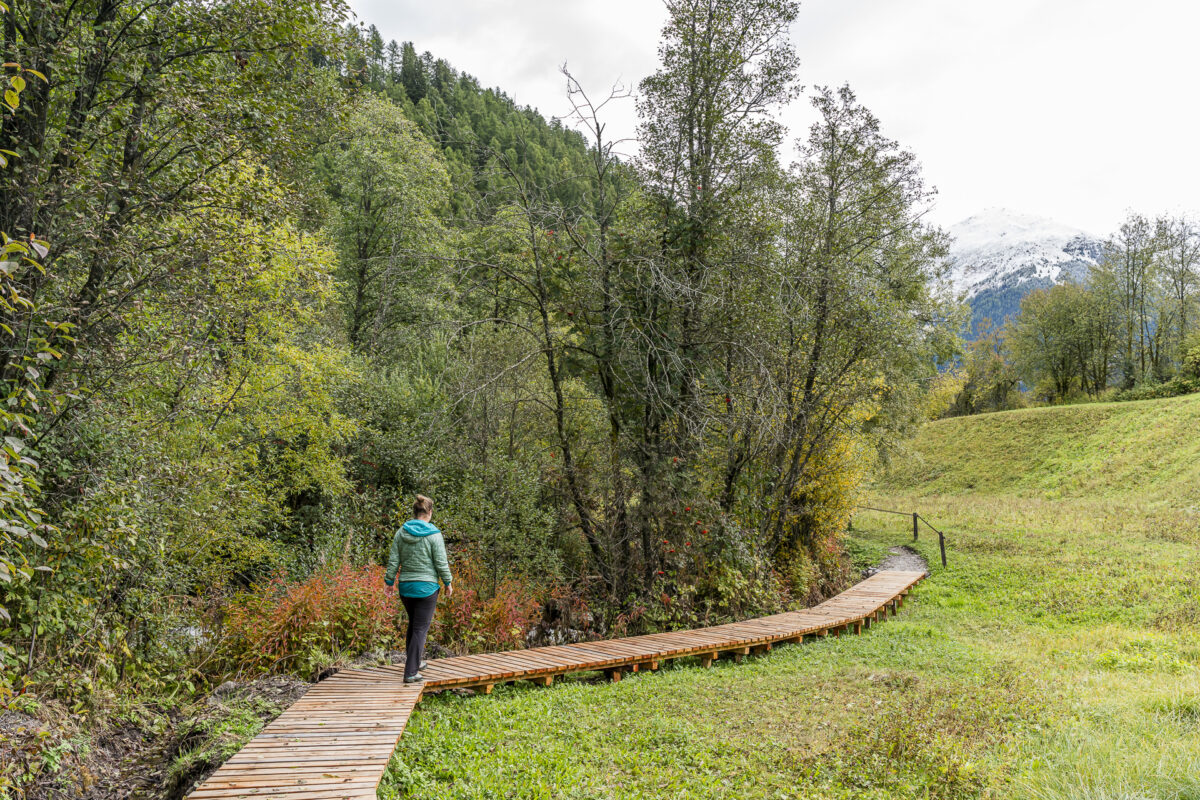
[446,583,454,598]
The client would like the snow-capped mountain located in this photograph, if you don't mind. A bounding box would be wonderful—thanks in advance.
[947,208,1104,337]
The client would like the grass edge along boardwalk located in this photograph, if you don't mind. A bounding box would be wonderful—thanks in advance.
[187,570,926,799]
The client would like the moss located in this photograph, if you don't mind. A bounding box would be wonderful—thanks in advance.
[168,697,281,796]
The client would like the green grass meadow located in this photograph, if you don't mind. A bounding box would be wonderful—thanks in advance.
[380,395,1200,799]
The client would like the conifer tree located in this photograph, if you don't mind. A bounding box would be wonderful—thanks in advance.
[400,42,428,102]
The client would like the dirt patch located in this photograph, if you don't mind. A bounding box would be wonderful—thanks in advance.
[866,545,929,576]
[156,676,311,800]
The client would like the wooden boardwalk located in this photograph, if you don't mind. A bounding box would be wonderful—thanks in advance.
[187,569,925,799]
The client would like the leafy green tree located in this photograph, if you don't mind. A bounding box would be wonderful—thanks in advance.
[8,160,358,687]
[950,319,1021,416]
[1070,278,1121,396]
[0,32,58,637]
[1093,214,1165,385]
[1006,281,1119,402]
[610,0,802,590]
[1010,284,1085,402]
[1157,215,1200,366]
[733,86,954,585]
[0,0,356,680]
[321,95,451,352]
[1182,330,1200,379]
[637,0,800,426]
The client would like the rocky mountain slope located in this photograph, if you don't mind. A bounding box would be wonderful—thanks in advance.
[948,208,1103,337]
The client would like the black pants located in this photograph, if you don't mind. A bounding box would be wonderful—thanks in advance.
[400,590,438,678]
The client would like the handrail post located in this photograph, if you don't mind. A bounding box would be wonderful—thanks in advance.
[857,505,946,564]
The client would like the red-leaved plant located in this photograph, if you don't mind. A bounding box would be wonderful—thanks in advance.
[434,555,542,654]
[220,564,400,677]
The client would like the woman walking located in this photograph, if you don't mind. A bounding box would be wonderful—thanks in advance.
[384,495,453,684]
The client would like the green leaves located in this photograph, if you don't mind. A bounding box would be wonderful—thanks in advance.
[323,95,451,352]
[0,60,39,114]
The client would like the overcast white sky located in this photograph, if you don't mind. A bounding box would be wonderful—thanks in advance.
[347,0,1199,234]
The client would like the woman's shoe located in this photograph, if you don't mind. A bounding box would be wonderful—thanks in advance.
[420,661,428,670]
[404,673,424,684]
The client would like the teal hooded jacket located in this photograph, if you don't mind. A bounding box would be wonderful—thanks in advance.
[384,519,453,589]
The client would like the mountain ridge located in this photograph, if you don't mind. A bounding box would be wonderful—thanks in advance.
[947,208,1104,337]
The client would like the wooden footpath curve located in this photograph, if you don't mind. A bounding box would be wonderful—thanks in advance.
[186,569,925,800]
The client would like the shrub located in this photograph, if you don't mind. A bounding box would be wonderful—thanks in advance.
[772,431,861,602]
[434,555,542,654]
[219,564,400,677]
[1113,376,1200,402]
[1182,331,1200,379]
[922,367,967,420]
[610,559,790,637]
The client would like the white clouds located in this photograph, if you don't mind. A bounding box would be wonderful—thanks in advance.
[350,0,661,121]
[348,0,1199,234]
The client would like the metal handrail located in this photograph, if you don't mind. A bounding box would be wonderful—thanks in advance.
[854,505,948,567]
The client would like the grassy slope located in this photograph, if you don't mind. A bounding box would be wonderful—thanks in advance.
[886,393,1200,506]
[381,396,1200,800]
